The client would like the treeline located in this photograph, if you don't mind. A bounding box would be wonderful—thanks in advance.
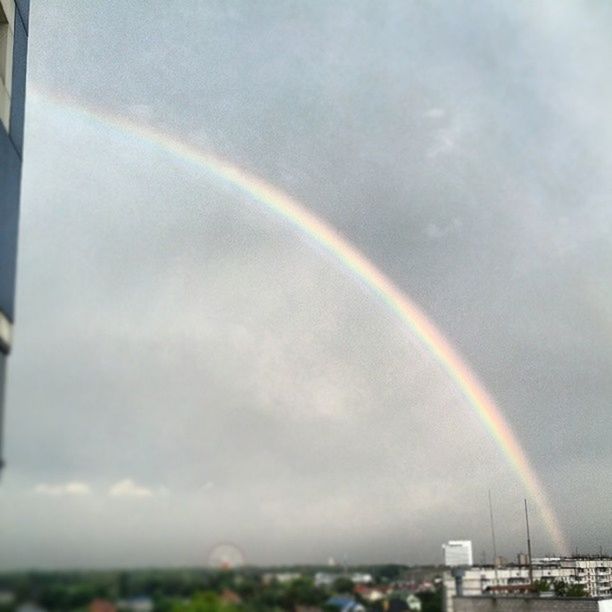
[0,566,444,611]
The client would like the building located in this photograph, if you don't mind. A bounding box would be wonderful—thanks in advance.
[325,596,366,612]
[444,541,474,567]
[407,594,423,611]
[0,0,28,474]
[454,595,612,612]
[116,596,153,612]
[89,600,117,612]
[444,558,612,612]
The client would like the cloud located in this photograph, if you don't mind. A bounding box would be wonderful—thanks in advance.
[33,481,92,496]
[424,218,463,240]
[426,129,457,158]
[423,108,446,119]
[7,0,612,568]
[108,479,154,498]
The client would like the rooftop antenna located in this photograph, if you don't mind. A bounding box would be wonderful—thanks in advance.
[524,499,533,586]
[488,490,499,585]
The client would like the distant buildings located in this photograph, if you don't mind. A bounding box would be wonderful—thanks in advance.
[351,572,374,585]
[444,541,474,567]
[0,0,28,474]
[315,572,336,588]
[313,571,374,588]
[270,572,303,584]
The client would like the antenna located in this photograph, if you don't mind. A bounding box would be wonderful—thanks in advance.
[488,490,499,585]
[524,499,533,586]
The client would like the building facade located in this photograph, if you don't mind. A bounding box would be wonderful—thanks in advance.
[444,559,612,612]
[0,0,28,472]
[444,541,474,567]
[454,595,612,612]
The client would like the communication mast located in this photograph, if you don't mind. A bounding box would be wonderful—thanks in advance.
[488,490,499,585]
[524,499,533,586]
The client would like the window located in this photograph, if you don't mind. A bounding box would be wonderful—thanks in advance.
[0,0,13,131]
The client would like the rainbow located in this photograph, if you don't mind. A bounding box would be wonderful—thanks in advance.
[31,87,569,555]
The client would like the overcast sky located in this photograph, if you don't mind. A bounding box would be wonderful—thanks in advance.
[1,1,612,569]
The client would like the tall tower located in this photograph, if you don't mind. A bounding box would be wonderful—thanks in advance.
[0,0,28,473]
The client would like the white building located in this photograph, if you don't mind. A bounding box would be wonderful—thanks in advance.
[351,573,374,585]
[443,541,474,567]
[443,557,612,612]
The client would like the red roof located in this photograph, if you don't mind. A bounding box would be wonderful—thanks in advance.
[89,599,117,612]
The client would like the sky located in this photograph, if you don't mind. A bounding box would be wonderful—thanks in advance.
[1,0,612,569]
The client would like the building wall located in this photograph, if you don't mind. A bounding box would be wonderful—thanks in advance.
[0,0,28,472]
[454,597,606,612]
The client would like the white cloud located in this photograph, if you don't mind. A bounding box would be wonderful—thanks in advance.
[108,479,153,498]
[427,130,456,158]
[423,107,446,119]
[34,481,92,496]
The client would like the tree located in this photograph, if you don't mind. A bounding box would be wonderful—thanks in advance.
[419,588,443,612]
[332,577,354,594]
[553,580,567,597]
[532,579,551,593]
[566,584,587,597]
[282,577,326,608]
[172,591,239,612]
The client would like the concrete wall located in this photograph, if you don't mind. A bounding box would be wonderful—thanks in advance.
[455,597,606,612]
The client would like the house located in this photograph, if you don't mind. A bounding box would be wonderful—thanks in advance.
[89,599,117,612]
[326,595,366,612]
[315,572,337,587]
[407,594,422,611]
[354,585,386,602]
[117,596,153,612]
[220,589,242,605]
[351,573,374,585]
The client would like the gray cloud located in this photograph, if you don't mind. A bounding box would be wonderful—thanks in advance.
[2,0,612,567]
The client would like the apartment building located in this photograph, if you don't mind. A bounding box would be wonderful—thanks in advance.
[444,558,612,612]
